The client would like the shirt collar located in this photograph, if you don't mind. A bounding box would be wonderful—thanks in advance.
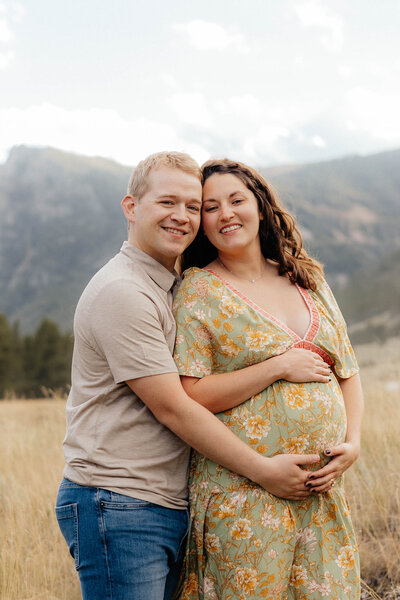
[120,241,180,292]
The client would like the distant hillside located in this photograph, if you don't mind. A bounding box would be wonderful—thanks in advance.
[336,247,400,344]
[0,145,399,337]
[0,146,130,331]
[263,149,400,280]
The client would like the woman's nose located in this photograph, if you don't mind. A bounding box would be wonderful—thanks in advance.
[220,204,234,221]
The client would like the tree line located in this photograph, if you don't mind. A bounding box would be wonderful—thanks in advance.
[0,313,73,398]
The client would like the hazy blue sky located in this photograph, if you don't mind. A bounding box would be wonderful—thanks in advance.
[1,0,399,166]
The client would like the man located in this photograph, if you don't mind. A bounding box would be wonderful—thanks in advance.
[55,151,321,600]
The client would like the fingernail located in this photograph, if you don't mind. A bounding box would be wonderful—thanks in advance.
[308,475,314,480]
[305,482,312,487]
[328,378,332,381]
[311,489,316,493]
[325,450,331,455]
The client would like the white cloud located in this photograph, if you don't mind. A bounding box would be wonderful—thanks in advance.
[172,20,248,52]
[168,92,213,127]
[338,65,352,79]
[0,15,13,43]
[295,1,344,53]
[345,87,400,143]
[0,48,13,67]
[160,72,177,88]
[10,2,25,22]
[0,104,210,166]
[0,1,25,69]
[311,135,326,148]
[167,89,333,165]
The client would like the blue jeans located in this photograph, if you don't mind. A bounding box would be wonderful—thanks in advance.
[55,478,189,600]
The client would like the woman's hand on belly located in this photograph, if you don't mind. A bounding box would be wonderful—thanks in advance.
[276,348,332,383]
[304,441,360,493]
[263,453,321,500]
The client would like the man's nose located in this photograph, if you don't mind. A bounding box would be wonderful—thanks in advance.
[171,204,189,222]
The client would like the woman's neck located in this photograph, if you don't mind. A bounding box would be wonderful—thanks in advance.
[217,246,266,282]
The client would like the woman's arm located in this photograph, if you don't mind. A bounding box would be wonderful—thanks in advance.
[128,371,320,500]
[305,372,364,492]
[181,347,332,413]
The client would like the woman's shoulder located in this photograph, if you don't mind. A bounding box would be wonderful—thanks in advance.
[308,272,343,317]
[174,266,222,308]
[181,266,207,281]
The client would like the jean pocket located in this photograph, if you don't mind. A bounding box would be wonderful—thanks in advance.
[55,503,80,569]
[100,493,155,509]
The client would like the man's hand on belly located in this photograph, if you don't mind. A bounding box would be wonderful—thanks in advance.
[263,453,321,500]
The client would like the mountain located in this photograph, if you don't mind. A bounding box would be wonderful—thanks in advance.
[0,145,399,337]
[0,146,130,331]
[335,247,400,344]
[262,149,400,281]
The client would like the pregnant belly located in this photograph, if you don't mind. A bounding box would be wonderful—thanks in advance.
[268,380,347,463]
[220,379,346,469]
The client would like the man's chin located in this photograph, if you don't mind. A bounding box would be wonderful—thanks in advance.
[168,237,195,255]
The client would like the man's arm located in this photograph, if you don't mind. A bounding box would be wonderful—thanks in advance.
[180,348,331,413]
[127,372,320,500]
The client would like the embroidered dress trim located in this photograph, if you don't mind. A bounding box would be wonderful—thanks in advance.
[292,340,334,366]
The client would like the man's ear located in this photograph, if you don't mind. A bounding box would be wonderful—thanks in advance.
[121,195,137,223]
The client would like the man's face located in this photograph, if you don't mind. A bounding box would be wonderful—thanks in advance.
[125,167,202,270]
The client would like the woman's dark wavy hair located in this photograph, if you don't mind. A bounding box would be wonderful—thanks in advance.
[182,158,323,291]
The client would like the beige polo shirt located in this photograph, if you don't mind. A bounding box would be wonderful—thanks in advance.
[63,242,190,509]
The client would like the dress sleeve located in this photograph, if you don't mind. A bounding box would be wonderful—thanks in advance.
[315,277,359,379]
[173,269,215,379]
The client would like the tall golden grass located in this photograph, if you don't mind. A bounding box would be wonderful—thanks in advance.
[0,339,399,599]
[0,399,81,600]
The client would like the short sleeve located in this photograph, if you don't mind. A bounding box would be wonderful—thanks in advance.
[314,277,359,379]
[173,269,215,378]
[90,280,177,383]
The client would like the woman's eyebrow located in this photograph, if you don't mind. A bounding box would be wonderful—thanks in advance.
[203,191,244,202]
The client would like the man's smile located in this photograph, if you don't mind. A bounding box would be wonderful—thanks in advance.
[162,226,188,236]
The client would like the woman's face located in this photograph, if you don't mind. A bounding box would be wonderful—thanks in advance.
[202,173,262,255]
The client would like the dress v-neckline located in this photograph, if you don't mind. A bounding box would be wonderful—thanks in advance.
[203,268,320,343]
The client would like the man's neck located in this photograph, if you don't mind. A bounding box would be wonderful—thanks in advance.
[126,239,176,272]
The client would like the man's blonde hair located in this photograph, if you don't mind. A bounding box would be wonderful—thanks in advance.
[127,151,201,199]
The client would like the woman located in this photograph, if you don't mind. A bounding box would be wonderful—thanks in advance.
[173,159,363,599]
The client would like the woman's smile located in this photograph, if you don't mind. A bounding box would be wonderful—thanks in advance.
[202,173,262,253]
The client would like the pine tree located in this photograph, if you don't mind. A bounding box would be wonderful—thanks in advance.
[0,314,15,396]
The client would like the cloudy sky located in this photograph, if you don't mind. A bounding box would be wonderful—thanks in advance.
[1,0,399,167]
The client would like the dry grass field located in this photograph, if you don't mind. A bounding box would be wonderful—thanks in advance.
[0,338,399,599]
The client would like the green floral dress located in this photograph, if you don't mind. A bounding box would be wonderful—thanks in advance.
[173,267,360,600]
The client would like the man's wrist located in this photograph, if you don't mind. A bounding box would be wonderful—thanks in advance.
[245,452,272,486]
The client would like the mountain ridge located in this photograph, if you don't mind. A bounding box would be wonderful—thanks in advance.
[1,145,399,338]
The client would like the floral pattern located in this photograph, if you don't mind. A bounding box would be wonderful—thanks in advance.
[173,268,360,599]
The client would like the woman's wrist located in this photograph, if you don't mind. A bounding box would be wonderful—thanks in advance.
[344,439,361,457]
[267,354,287,381]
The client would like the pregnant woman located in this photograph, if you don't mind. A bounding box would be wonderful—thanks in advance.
[173,159,363,599]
